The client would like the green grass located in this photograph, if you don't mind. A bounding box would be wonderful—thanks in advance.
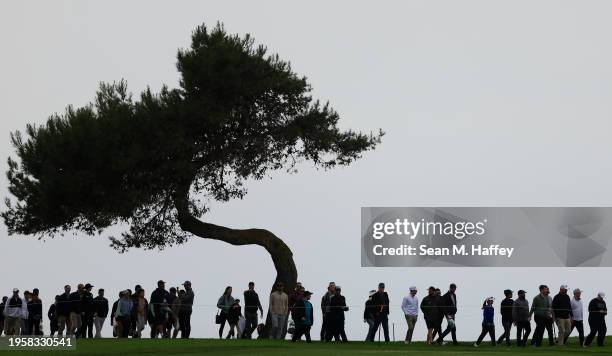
[2,338,611,356]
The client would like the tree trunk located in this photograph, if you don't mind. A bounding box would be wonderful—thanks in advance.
[174,193,297,337]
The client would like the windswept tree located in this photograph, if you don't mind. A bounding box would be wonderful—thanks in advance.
[3,24,382,298]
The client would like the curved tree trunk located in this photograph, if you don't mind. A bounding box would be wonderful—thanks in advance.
[174,192,297,337]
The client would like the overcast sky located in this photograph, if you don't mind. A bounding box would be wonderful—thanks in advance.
[1,0,611,341]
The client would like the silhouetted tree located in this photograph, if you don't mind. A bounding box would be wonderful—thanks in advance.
[3,23,382,302]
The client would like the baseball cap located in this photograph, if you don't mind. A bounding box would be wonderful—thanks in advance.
[486,296,495,302]
[85,283,94,289]
[157,280,166,285]
[304,291,313,296]
[573,288,582,294]
[409,286,417,291]
[560,284,569,290]
[518,290,526,294]
[378,282,385,288]
[12,288,19,293]
[182,281,191,286]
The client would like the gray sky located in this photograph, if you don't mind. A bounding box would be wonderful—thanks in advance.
[1,0,611,340]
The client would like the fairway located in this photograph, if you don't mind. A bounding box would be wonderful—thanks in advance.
[2,338,611,356]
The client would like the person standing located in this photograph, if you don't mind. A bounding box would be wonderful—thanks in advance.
[3,289,27,335]
[401,286,418,344]
[150,280,170,338]
[21,291,31,335]
[243,282,263,339]
[565,288,584,346]
[166,287,180,338]
[320,282,336,341]
[179,281,194,338]
[28,288,43,335]
[584,292,607,347]
[269,282,288,340]
[497,289,514,346]
[291,291,314,343]
[326,286,348,342]
[69,284,84,337]
[529,284,554,347]
[80,284,95,338]
[0,296,6,336]
[56,285,72,337]
[217,286,235,339]
[93,288,108,338]
[474,297,496,347]
[512,289,531,347]
[440,283,458,345]
[552,284,572,345]
[48,296,59,337]
[288,282,303,313]
[115,291,133,338]
[133,288,148,338]
[363,290,376,341]
[368,283,390,342]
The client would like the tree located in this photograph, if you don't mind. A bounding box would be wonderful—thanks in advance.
[3,23,382,306]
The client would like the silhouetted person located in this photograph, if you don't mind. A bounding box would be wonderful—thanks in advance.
[512,290,531,347]
[150,280,170,338]
[497,289,514,346]
[217,286,235,339]
[48,296,59,336]
[179,281,194,338]
[368,283,390,342]
[56,285,72,337]
[80,283,95,338]
[93,289,108,338]
[421,286,443,344]
[243,282,263,339]
[584,292,607,347]
[529,285,554,347]
[292,291,314,343]
[440,283,458,345]
[326,286,348,342]
[552,284,572,345]
[27,288,43,335]
[320,282,336,341]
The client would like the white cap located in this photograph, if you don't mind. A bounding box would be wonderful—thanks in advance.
[486,296,495,302]
[560,284,569,290]
[409,286,417,291]
[573,288,582,294]
[598,292,606,299]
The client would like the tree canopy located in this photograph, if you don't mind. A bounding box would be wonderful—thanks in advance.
[3,23,382,258]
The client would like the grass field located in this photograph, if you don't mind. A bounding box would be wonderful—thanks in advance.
[2,338,612,356]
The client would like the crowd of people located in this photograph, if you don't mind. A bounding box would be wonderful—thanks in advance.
[1,280,608,347]
[1,280,194,339]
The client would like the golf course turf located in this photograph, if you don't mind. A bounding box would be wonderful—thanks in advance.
[1,338,611,356]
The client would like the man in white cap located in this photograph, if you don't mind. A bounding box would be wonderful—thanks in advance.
[552,284,572,345]
[584,292,607,347]
[401,286,419,344]
[3,288,27,335]
[565,288,584,346]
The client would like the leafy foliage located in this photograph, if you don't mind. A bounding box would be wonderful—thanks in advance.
[3,23,383,251]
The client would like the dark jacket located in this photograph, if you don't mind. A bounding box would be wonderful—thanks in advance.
[588,298,607,323]
[69,291,82,314]
[228,303,242,324]
[110,300,118,326]
[243,289,262,314]
[292,299,314,326]
[371,291,390,316]
[421,294,443,321]
[552,293,572,319]
[442,291,457,315]
[181,289,194,313]
[0,302,5,321]
[47,304,58,322]
[82,292,95,315]
[93,296,109,318]
[328,294,348,321]
[500,298,514,322]
[363,299,376,320]
[512,297,530,322]
[150,288,170,315]
[57,293,71,317]
[28,298,43,320]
